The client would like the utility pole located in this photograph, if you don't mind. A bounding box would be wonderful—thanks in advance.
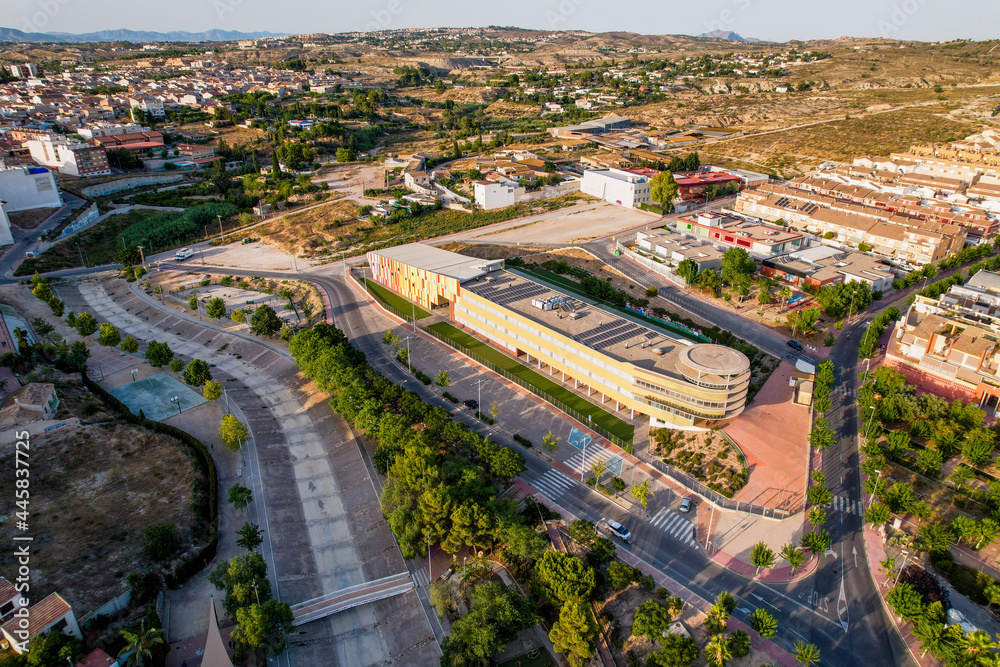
[76,242,86,268]
[137,245,145,267]
[218,214,224,242]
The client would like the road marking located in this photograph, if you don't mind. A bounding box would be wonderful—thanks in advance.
[532,469,575,499]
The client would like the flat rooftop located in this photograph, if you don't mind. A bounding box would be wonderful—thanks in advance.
[462,271,747,384]
[677,213,803,246]
[369,244,497,282]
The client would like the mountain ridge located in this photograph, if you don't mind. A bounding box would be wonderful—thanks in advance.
[0,27,283,43]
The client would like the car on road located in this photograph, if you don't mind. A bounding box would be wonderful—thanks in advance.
[463,399,479,409]
[174,247,194,261]
[679,497,694,513]
[605,519,634,544]
[786,340,804,351]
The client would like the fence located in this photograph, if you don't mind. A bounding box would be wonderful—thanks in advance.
[55,203,100,241]
[421,324,634,453]
[80,589,131,624]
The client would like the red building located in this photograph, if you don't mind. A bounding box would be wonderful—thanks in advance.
[673,172,742,199]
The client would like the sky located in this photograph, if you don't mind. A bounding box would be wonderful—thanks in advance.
[7,0,1000,42]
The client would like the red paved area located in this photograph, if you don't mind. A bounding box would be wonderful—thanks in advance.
[725,361,811,512]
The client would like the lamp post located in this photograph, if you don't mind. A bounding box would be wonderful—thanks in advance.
[894,549,910,586]
[862,357,873,386]
[427,529,432,585]
[863,404,877,441]
[130,368,139,382]
[472,379,486,422]
[868,468,883,510]
[401,335,413,373]
[169,395,181,416]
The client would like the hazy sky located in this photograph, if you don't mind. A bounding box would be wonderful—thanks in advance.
[8,0,1000,42]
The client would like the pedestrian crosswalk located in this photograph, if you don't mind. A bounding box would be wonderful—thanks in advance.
[827,495,862,515]
[564,444,623,477]
[412,567,430,587]
[532,469,577,499]
[649,506,698,547]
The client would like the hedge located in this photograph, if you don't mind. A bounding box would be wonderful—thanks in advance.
[80,370,219,588]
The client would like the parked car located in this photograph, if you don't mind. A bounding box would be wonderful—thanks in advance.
[605,519,634,544]
[679,497,694,513]
[786,340,804,351]
[463,399,479,410]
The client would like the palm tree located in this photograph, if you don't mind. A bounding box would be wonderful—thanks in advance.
[705,633,733,667]
[780,543,807,573]
[749,541,777,576]
[793,640,821,666]
[779,286,792,310]
[965,631,998,660]
[118,622,165,667]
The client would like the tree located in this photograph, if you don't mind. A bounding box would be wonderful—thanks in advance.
[705,633,733,667]
[677,259,699,286]
[721,247,757,286]
[568,519,598,547]
[951,515,977,545]
[749,541,776,575]
[121,335,140,353]
[219,413,250,451]
[117,621,165,667]
[231,309,247,324]
[183,358,213,386]
[250,305,282,336]
[23,629,83,666]
[630,479,652,508]
[865,501,891,527]
[204,379,223,401]
[98,322,121,347]
[590,458,607,485]
[542,429,562,453]
[228,484,253,511]
[536,550,595,605]
[780,543,807,572]
[142,522,180,562]
[144,340,174,367]
[209,552,272,616]
[435,370,450,387]
[441,582,538,665]
[887,582,924,621]
[336,147,353,162]
[807,507,827,527]
[204,297,225,319]
[489,399,499,422]
[793,641,821,666]
[800,529,831,555]
[491,447,526,481]
[632,599,672,639]
[806,480,833,506]
[231,599,295,661]
[189,295,198,311]
[549,599,597,667]
[749,607,777,639]
[647,634,699,667]
[237,521,264,551]
[730,630,751,658]
[963,428,996,467]
[169,357,184,373]
[951,464,975,490]
[915,448,943,476]
[74,311,98,336]
[650,171,679,211]
[607,561,638,590]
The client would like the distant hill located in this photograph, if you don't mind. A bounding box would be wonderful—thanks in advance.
[697,30,763,43]
[0,27,284,43]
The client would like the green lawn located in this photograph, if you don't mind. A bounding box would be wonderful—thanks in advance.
[364,279,432,320]
[425,321,635,447]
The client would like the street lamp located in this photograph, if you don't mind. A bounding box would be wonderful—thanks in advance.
[169,395,181,415]
[130,368,139,382]
[868,469,883,510]
[861,358,873,386]
[401,335,413,373]
[894,549,910,586]
[864,405,877,441]
[472,379,486,421]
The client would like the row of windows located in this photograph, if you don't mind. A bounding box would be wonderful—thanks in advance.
[634,378,744,411]
[637,395,742,422]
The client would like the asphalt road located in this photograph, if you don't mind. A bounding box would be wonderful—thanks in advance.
[0,190,86,278]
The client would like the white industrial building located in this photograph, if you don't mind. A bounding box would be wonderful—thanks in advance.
[0,165,62,212]
[581,168,652,208]
[0,203,13,246]
[473,180,523,210]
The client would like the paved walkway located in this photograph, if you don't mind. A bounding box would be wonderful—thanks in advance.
[725,361,811,513]
[698,508,816,583]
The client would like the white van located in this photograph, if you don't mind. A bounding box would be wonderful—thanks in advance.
[174,247,193,261]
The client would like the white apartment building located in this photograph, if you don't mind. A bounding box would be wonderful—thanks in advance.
[128,96,165,116]
[473,180,522,210]
[26,136,111,177]
[0,165,62,211]
[77,122,148,140]
[581,168,652,208]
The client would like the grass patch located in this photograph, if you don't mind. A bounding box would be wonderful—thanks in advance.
[425,321,635,446]
[364,279,432,319]
[16,208,160,275]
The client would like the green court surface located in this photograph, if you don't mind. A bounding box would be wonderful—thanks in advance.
[364,279,432,320]
[425,321,635,446]
[109,372,206,422]
[496,649,557,667]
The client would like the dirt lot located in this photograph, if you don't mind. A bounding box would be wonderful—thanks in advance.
[239,198,361,258]
[7,207,59,230]
[0,378,197,615]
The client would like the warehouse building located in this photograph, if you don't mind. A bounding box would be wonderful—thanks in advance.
[367,244,750,429]
[581,168,652,208]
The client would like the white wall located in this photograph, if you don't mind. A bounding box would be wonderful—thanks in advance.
[581,169,651,208]
[474,182,518,210]
[0,201,14,246]
[0,167,61,212]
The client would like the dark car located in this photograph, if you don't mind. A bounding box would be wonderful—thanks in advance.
[786,340,804,351]
[463,399,479,409]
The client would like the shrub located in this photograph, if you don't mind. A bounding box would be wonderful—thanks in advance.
[143,522,181,562]
[513,434,533,448]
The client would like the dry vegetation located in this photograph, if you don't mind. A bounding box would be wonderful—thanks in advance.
[6,207,60,230]
[0,378,196,614]
[241,198,360,257]
[652,428,750,498]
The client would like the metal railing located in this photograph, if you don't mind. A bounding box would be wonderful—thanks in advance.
[422,325,634,453]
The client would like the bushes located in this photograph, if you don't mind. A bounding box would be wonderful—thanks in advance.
[119,202,237,251]
[513,433,533,448]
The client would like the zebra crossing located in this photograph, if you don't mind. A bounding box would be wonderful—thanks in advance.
[532,469,577,499]
[564,444,623,477]
[412,567,430,588]
[649,506,698,547]
[827,495,862,515]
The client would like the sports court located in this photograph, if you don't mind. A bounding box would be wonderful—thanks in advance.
[566,427,623,476]
[108,372,206,422]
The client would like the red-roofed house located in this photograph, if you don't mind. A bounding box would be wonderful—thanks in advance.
[76,648,119,667]
[0,577,25,625]
[1,592,81,654]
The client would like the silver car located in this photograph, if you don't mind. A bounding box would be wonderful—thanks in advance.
[606,519,634,544]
